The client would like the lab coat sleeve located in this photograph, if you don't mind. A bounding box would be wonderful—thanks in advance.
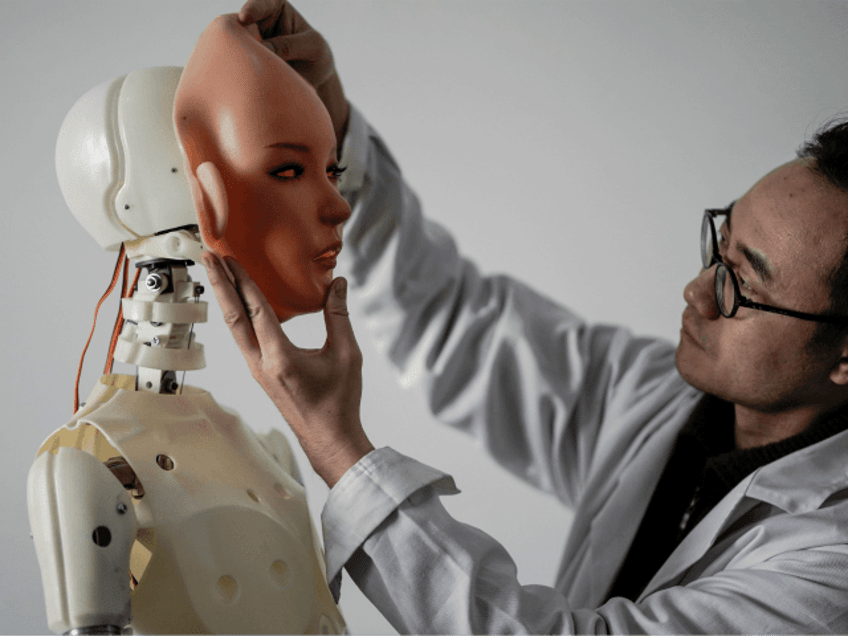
[336,104,687,507]
[323,447,848,635]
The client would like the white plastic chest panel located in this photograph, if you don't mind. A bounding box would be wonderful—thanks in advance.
[38,374,345,634]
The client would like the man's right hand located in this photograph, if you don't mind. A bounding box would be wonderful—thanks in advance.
[239,0,350,150]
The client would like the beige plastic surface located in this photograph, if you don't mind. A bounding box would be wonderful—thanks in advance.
[28,446,138,633]
[112,337,205,371]
[121,297,208,325]
[123,229,207,265]
[113,262,207,372]
[34,374,345,634]
[55,67,196,252]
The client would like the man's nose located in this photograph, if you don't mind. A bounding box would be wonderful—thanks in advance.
[683,266,721,320]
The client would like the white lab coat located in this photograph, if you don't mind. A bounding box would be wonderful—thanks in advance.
[321,105,848,634]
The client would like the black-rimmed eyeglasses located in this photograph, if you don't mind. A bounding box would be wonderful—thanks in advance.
[701,208,848,325]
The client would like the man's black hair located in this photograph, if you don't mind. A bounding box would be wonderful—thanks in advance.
[797,118,848,349]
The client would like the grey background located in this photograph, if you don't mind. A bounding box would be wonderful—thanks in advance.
[3,1,848,633]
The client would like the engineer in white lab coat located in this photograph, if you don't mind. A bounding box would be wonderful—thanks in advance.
[201,1,848,633]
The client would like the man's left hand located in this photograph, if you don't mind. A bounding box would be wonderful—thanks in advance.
[202,251,373,487]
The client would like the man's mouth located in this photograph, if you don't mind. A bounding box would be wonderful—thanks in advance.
[680,309,705,349]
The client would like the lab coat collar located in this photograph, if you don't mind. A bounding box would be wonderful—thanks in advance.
[640,426,848,599]
[744,425,848,514]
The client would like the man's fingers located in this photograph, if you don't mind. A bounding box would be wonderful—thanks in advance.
[238,0,281,26]
[222,256,296,357]
[323,278,362,364]
[202,252,261,361]
[265,29,325,62]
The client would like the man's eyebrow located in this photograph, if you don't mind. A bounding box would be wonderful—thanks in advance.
[740,244,774,286]
[722,199,773,286]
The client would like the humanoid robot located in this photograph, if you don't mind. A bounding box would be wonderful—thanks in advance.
[27,15,348,635]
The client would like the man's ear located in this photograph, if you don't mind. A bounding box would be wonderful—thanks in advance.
[191,161,228,240]
[829,338,848,386]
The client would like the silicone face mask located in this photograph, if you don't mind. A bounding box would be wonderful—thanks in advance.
[175,14,351,322]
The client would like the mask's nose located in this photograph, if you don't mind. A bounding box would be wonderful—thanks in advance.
[321,188,352,227]
[683,265,721,320]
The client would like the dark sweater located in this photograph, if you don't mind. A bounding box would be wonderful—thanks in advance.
[606,394,848,602]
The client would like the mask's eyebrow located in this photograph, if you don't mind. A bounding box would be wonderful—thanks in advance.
[265,141,310,152]
[266,141,339,162]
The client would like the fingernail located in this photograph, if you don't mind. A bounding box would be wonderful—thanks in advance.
[335,278,347,299]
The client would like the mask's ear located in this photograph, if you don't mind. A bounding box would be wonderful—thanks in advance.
[174,100,228,244]
[195,161,228,239]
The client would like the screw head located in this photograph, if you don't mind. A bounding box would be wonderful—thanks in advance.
[117,502,128,515]
[145,273,164,291]
[151,336,160,346]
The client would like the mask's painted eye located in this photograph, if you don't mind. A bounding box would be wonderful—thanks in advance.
[270,164,304,180]
[328,164,347,182]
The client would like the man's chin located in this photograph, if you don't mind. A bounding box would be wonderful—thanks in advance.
[675,340,710,393]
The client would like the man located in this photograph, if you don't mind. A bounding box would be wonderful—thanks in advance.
[202,1,848,632]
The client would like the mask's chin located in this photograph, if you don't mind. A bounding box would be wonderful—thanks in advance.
[269,288,328,323]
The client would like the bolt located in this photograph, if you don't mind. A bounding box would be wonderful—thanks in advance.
[117,502,128,515]
[146,273,164,291]
[151,337,160,346]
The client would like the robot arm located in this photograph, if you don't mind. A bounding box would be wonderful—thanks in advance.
[28,447,138,635]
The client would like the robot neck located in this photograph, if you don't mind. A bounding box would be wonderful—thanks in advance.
[112,258,208,395]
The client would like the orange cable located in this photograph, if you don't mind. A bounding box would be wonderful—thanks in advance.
[107,264,141,374]
[103,256,129,375]
[74,245,127,413]
[104,257,141,375]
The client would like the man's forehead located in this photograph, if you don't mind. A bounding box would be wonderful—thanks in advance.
[732,160,848,292]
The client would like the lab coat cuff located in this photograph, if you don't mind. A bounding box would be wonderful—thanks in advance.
[321,446,459,601]
[338,102,369,201]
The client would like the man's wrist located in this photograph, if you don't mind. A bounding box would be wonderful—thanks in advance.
[313,436,375,488]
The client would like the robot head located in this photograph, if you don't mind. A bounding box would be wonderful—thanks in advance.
[55,66,197,252]
[174,15,351,323]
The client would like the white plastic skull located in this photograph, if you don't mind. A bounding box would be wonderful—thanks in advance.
[55,66,196,252]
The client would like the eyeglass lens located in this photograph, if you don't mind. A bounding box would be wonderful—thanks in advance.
[714,263,737,317]
[701,213,716,268]
[702,212,736,317]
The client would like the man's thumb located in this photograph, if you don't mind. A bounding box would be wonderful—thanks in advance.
[324,278,358,352]
[326,277,349,316]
